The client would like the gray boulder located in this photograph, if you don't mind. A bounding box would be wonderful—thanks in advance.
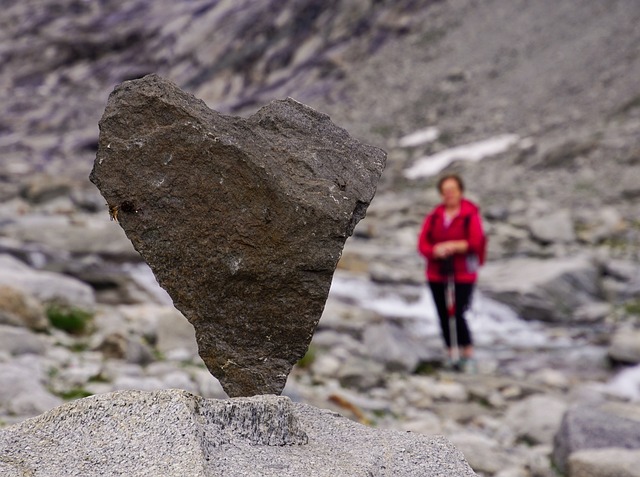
[0,362,62,418]
[90,74,385,397]
[573,301,612,323]
[601,258,640,301]
[0,214,138,259]
[448,432,517,475]
[528,209,576,244]
[568,448,640,477]
[0,285,48,330]
[0,389,476,476]
[0,254,95,310]
[479,255,601,322]
[95,332,155,366]
[575,206,626,244]
[608,327,640,364]
[362,321,422,372]
[0,325,47,356]
[553,402,640,473]
[505,394,568,445]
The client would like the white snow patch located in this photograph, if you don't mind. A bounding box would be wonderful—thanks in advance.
[398,127,440,148]
[404,134,520,179]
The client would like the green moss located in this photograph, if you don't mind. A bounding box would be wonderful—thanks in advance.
[602,236,629,251]
[413,359,438,376]
[469,394,492,409]
[69,342,90,353]
[46,305,93,335]
[624,300,640,316]
[152,349,166,361]
[58,388,93,400]
[88,373,109,383]
[516,435,538,447]
[549,457,566,476]
[297,345,316,369]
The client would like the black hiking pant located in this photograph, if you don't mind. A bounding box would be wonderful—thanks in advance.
[429,281,474,348]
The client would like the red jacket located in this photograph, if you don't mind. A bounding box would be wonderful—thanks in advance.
[418,198,484,283]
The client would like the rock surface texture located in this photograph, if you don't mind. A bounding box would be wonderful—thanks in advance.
[90,74,386,397]
[479,256,600,322]
[553,403,640,473]
[568,448,640,477]
[0,390,476,477]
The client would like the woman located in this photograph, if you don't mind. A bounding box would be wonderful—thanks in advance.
[418,174,485,371]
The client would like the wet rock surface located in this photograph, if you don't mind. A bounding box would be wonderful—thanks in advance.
[90,74,385,396]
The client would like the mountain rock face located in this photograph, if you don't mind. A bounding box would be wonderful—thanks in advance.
[0,390,476,477]
[90,74,385,397]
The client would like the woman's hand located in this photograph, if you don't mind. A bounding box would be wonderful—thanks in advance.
[433,242,453,258]
[434,240,468,258]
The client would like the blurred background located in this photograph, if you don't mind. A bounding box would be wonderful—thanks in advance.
[1,1,640,475]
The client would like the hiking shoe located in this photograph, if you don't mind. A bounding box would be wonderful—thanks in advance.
[442,358,456,371]
[460,358,478,374]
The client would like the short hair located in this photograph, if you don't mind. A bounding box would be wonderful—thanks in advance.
[437,174,465,193]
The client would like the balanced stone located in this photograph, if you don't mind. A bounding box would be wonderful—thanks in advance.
[90,74,385,397]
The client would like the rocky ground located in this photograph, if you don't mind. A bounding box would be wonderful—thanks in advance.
[2,1,640,476]
[2,171,640,477]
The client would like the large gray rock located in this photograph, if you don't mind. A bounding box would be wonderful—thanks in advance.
[0,325,47,356]
[504,394,568,445]
[0,285,48,330]
[528,209,576,244]
[448,432,517,475]
[553,403,640,473]
[362,321,422,372]
[0,214,138,259]
[575,206,626,244]
[479,255,601,322]
[608,327,640,364]
[0,362,62,418]
[568,448,640,477]
[90,74,385,397]
[0,389,476,476]
[0,254,95,310]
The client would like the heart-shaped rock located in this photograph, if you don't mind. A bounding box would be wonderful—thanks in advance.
[90,74,385,397]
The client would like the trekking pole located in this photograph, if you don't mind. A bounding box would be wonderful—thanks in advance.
[445,268,460,366]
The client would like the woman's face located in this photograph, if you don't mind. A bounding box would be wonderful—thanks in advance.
[440,178,462,208]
